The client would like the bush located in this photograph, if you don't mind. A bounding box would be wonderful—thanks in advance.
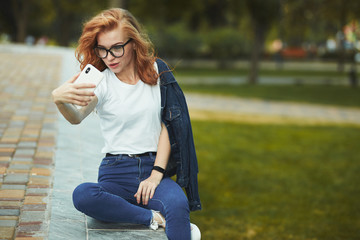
[147,24,251,63]
[204,28,251,67]
[148,23,203,59]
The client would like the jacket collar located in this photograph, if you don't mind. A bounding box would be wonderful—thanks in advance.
[156,58,176,85]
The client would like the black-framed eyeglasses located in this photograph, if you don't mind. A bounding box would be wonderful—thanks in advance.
[94,38,132,59]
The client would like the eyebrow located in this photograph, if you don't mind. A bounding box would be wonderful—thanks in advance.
[97,41,124,48]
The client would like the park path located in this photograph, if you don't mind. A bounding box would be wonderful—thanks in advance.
[185,93,360,125]
[0,44,359,240]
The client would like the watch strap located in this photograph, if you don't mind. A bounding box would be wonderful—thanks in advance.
[152,166,165,174]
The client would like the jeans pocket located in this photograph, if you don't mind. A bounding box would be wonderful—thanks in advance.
[99,157,119,168]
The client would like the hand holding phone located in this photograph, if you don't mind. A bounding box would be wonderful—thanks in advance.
[73,64,104,108]
[74,64,104,91]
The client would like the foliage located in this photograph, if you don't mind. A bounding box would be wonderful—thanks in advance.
[205,28,251,67]
[2,0,360,58]
[148,24,251,62]
[281,0,360,46]
[191,120,360,239]
[148,23,203,59]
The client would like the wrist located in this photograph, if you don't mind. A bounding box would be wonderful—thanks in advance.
[152,166,165,174]
[150,170,163,181]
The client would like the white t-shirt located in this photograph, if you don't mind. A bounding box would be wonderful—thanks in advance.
[94,64,161,154]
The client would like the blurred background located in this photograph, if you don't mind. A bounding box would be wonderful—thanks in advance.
[1,0,360,84]
[1,0,360,239]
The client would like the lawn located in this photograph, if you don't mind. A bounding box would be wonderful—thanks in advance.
[180,84,360,108]
[173,68,351,78]
[190,120,360,240]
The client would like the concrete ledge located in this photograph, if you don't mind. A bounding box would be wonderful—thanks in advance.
[87,218,167,239]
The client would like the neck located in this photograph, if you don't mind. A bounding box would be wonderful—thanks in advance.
[115,61,138,85]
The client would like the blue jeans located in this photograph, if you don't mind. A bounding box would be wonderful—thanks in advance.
[72,153,191,240]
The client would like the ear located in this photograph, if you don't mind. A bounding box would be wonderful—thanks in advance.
[131,40,136,51]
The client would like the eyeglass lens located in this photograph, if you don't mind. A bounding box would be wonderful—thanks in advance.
[95,45,124,58]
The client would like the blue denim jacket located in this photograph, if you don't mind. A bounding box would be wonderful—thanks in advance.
[156,59,202,211]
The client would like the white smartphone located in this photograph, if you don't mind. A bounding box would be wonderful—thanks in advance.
[74,64,104,91]
[73,64,104,108]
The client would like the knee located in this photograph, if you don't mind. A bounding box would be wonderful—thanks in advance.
[72,182,98,211]
[163,195,191,240]
[165,193,190,215]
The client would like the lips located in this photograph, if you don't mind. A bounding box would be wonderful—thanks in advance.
[109,62,119,68]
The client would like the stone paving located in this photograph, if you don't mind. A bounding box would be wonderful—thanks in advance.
[1,44,360,240]
[0,50,60,239]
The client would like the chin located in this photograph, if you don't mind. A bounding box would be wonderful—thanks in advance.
[107,66,122,74]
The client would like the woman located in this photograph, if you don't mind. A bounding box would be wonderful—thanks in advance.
[52,8,201,240]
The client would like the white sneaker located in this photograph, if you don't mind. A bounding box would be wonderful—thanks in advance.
[190,223,201,240]
[149,210,166,230]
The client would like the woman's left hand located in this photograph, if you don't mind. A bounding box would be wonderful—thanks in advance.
[134,171,163,205]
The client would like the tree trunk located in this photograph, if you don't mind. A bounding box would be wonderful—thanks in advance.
[248,24,265,84]
[337,3,347,72]
[12,0,30,43]
[349,50,357,87]
[52,0,73,46]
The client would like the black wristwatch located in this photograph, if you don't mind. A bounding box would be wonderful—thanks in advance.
[152,166,165,174]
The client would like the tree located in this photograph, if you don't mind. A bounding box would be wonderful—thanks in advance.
[319,0,360,72]
[245,0,281,84]
[51,0,108,46]
[5,0,31,43]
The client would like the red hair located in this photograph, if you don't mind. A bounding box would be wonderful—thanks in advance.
[75,8,158,85]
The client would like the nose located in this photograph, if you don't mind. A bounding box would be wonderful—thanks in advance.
[105,52,116,61]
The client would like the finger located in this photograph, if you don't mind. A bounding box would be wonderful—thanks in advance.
[67,73,80,83]
[149,188,155,200]
[68,94,93,104]
[74,83,97,89]
[141,186,147,205]
[143,187,152,205]
[145,187,153,205]
[71,94,94,102]
[71,94,94,104]
[71,100,89,106]
[75,89,96,96]
[135,186,142,204]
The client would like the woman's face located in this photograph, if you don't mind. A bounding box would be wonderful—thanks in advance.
[96,24,135,75]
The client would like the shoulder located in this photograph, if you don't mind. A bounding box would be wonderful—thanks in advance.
[102,68,113,79]
[94,68,112,104]
[155,58,176,85]
[155,58,169,71]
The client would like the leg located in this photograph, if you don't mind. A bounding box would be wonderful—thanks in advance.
[72,182,152,225]
[147,178,191,240]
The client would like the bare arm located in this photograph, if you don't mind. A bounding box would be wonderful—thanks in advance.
[135,123,171,205]
[52,73,98,124]
[152,122,171,174]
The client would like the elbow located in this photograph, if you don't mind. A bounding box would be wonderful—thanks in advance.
[67,116,82,125]
[70,119,82,125]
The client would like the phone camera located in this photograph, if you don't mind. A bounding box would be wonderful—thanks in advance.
[85,67,91,74]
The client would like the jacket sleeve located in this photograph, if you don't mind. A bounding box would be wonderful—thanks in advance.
[157,58,202,211]
[174,82,202,211]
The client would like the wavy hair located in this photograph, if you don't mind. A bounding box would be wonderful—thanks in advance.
[75,8,158,85]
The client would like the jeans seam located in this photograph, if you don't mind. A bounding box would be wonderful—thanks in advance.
[148,198,167,216]
[137,157,141,181]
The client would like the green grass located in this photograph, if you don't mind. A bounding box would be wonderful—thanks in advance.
[190,121,360,240]
[173,68,354,78]
[180,84,360,108]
